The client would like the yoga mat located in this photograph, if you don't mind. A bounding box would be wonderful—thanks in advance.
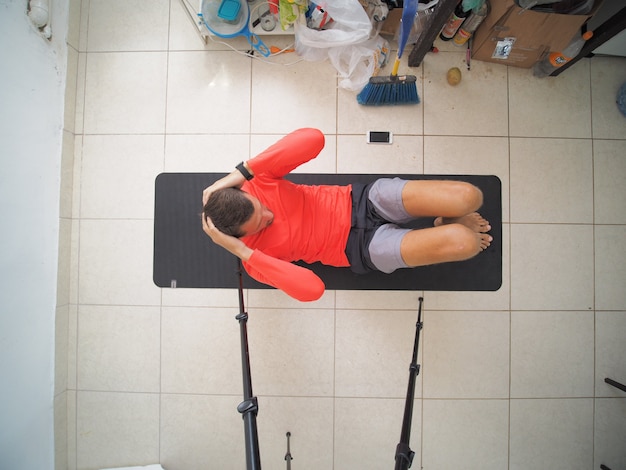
[153,173,502,291]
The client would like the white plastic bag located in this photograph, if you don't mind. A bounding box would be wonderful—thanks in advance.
[294,0,373,62]
[327,36,389,92]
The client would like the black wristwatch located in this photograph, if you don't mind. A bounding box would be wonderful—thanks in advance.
[236,162,253,181]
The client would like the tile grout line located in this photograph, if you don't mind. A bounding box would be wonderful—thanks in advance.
[589,56,597,468]
[506,62,513,470]
[157,0,173,462]
[72,0,91,461]
[332,291,337,470]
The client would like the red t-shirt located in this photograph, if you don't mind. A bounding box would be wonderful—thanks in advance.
[240,128,352,301]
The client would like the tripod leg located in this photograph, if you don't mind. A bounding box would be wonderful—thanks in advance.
[285,431,293,470]
[236,261,262,470]
[394,296,423,470]
[604,377,626,393]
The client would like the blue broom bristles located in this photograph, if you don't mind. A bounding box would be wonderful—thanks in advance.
[357,75,420,106]
[358,0,418,106]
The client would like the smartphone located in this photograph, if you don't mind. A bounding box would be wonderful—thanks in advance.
[366,131,392,144]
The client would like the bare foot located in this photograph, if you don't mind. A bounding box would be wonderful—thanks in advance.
[434,212,491,233]
[478,232,492,251]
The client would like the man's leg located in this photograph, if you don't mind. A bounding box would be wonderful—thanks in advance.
[399,180,491,266]
[401,180,483,218]
[368,222,492,272]
[399,223,491,267]
[367,179,492,271]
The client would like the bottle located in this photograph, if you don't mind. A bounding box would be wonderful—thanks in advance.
[533,30,594,77]
[453,0,489,46]
[439,1,471,41]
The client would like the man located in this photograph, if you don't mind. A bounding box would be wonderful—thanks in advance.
[202,128,492,302]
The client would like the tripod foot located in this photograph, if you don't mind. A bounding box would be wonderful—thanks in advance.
[394,442,415,469]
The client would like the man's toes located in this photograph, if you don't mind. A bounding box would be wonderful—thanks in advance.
[480,234,492,250]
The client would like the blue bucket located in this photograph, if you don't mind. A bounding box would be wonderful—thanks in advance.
[200,0,270,57]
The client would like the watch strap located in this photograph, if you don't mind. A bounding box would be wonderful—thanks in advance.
[236,162,253,181]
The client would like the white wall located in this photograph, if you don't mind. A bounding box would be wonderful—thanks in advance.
[0,0,67,468]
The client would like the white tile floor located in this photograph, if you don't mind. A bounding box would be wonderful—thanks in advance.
[58,0,626,469]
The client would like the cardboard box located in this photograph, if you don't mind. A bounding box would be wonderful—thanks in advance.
[379,8,403,39]
[472,0,597,68]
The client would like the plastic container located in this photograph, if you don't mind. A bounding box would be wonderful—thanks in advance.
[439,2,471,41]
[533,30,593,78]
[217,0,241,23]
[453,0,489,46]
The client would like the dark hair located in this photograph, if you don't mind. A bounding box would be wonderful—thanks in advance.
[203,187,254,238]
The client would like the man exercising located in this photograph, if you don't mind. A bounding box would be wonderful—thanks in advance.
[202,128,492,301]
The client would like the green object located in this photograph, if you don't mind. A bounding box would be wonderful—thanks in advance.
[462,0,483,12]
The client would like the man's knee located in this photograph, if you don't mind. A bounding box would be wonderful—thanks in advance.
[444,223,481,258]
[458,183,483,212]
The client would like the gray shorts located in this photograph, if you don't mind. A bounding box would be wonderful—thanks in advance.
[367,178,412,273]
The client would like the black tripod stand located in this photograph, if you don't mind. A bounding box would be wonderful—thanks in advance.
[236,261,262,470]
[394,296,423,470]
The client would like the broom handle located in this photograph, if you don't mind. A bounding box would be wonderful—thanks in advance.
[398,0,418,59]
[392,0,418,78]
[391,58,401,77]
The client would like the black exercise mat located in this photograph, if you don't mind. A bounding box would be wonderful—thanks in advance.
[153,173,502,291]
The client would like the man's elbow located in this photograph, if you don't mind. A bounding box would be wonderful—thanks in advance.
[290,277,326,302]
[297,128,325,154]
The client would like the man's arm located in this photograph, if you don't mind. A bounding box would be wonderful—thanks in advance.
[202,215,325,302]
[202,161,253,206]
[203,128,323,205]
[244,251,326,302]
[246,128,324,179]
[202,214,253,261]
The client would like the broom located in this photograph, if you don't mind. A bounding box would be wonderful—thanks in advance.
[357,0,419,106]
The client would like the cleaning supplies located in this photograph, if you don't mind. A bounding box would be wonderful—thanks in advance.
[356,0,419,106]
[200,0,271,56]
[439,0,482,41]
[452,0,489,46]
[439,1,471,41]
[533,29,593,77]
